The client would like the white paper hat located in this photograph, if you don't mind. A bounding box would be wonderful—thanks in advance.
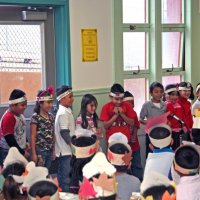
[82,152,116,179]
[74,128,94,138]
[140,171,172,193]
[3,147,28,168]
[13,161,49,189]
[108,132,128,144]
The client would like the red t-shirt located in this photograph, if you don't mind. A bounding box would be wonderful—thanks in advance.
[0,111,26,149]
[100,101,140,151]
[165,100,185,131]
[1,111,16,135]
[177,97,193,130]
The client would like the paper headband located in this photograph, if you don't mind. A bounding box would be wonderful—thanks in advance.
[56,90,72,101]
[141,191,176,200]
[178,86,191,91]
[28,180,59,200]
[110,92,124,98]
[36,96,54,102]
[107,142,132,166]
[9,96,27,105]
[123,97,134,101]
[196,85,200,93]
[71,141,99,159]
[149,134,171,149]
[165,88,178,94]
[173,159,199,175]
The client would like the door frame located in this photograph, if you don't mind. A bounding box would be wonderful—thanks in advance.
[0,0,71,87]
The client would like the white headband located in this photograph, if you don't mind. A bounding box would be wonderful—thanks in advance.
[123,97,134,101]
[149,134,172,149]
[179,86,191,91]
[165,88,178,94]
[36,96,54,102]
[196,85,200,93]
[56,90,72,101]
[110,92,124,98]
[9,96,27,105]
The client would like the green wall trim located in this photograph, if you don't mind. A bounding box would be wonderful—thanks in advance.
[73,88,110,97]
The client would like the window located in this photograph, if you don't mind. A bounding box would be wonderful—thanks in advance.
[123,32,147,70]
[162,75,182,87]
[114,0,186,114]
[124,78,147,113]
[0,25,43,104]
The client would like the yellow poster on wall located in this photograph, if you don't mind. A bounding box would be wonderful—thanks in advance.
[82,29,98,62]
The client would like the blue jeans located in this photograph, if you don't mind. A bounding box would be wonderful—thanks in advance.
[0,147,8,167]
[37,148,53,170]
[130,150,143,182]
[57,155,71,192]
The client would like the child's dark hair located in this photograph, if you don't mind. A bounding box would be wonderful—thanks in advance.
[175,146,199,175]
[149,127,171,149]
[191,129,200,145]
[56,85,72,97]
[142,185,175,200]
[79,94,98,129]
[2,162,26,200]
[124,91,133,98]
[90,194,116,200]
[149,82,164,93]
[109,143,130,172]
[70,135,97,194]
[110,83,124,94]
[9,89,26,101]
[179,82,194,100]
[29,181,58,198]
[165,84,178,95]
[34,90,52,114]
[149,127,171,139]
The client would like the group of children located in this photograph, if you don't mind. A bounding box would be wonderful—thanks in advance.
[0,81,199,200]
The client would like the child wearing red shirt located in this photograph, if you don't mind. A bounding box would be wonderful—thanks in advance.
[100,83,135,143]
[165,84,185,150]
[123,91,143,181]
[177,82,194,131]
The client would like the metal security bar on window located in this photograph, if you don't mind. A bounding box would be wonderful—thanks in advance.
[0,25,43,104]
[0,25,41,72]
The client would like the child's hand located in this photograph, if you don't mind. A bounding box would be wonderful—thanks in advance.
[118,107,124,114]
[31,153,38,163]
[113,107,119,115]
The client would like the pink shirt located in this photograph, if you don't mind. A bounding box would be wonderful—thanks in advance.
[176,175,200,200]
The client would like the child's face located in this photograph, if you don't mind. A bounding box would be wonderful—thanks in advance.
[60,93,74,107]
[86,102,97,115]
[12,101,27,115]
[40,101,53,112]
[110,96,123,107]
[179,90,191,99]
[196,90,200,99]
[168,91,178,103]
[150,87,164,102]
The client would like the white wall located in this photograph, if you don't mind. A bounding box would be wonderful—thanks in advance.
[69,0,113,90]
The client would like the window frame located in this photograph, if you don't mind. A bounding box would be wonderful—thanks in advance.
[114,0,186,95]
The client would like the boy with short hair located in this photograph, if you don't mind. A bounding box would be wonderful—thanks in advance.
[100,83,135,145]
[55,85,75,192]
[0,89,29,166]
[174,145,200,200]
